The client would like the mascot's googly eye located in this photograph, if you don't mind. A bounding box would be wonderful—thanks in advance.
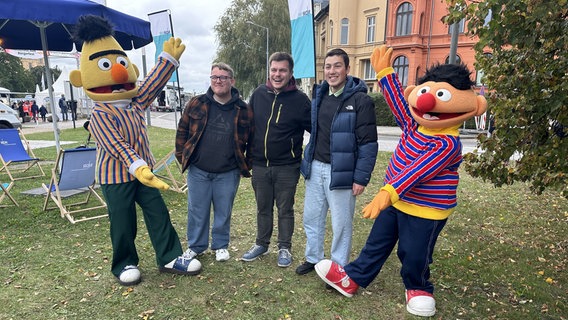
[97,58,112,71]
[416,86,431,96]
[435,89,452,102]
[116,56,129,68]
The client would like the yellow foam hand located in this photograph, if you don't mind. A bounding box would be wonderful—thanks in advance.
[370,45,393,74]
[362,190,392,219]
[134,165,170,191]
[163,37,186,61]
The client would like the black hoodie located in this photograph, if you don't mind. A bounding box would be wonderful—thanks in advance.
[247,77,311,167]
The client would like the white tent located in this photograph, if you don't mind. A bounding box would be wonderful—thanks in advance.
[34,66,86,115]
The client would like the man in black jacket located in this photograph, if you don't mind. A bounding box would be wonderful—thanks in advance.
[241,52,311,267]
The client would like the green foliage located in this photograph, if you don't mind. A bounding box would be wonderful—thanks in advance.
[214,0,291,98]
[369,92,397,127]
[29,65,61,92]
[446,0,568,197]
[0,52,35,92]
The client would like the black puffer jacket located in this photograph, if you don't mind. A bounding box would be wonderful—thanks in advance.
[247,77,311,167]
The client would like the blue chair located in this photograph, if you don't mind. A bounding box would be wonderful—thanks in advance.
[153,149,187,193]
[0,128,45,181]
[42,148,107,224]
[0,181,18,207]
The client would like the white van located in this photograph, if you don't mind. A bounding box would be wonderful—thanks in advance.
[0,101,22,129]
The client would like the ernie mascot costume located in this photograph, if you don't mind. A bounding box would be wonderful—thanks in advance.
[69,15,201,286]
[315,46,487,316]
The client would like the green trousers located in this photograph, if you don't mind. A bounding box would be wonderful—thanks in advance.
[101,180,183,277]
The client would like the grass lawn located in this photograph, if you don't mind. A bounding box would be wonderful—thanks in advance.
[1,126,566,319]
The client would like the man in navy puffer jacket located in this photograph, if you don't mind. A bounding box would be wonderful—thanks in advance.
[296,48,378,275]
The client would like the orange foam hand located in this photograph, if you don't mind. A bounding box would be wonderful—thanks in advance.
[370,45,393,74]
[362,190,392,219]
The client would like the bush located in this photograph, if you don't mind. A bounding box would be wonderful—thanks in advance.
[369,92,397,126]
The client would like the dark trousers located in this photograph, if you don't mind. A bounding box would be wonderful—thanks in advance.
[344,206,447,294]
[101,180,183,277]
[251,163,300,250]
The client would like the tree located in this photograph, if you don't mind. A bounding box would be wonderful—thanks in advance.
[29,65,61,92]
[445,0,568,197]
[0,52,35,93]
[214,0,291,98]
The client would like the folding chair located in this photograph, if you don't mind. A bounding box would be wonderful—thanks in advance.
[153,149,187,193]
[0,181,19,207]
[0,128,45,181]
[42,148,107,224]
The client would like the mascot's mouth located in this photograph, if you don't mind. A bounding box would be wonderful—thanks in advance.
[88,83,136,94]
[413,108,464,121]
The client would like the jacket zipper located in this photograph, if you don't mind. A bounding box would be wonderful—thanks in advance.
[264,96,277,166]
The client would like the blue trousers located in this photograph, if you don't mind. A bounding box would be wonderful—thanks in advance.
[344,206,447,294]
[186,165,241,253]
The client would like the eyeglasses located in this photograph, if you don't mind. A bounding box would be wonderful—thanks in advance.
[210,75,232,82]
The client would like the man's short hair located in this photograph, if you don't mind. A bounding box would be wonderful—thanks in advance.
[269,52,294,72]
[325,48,349,67]
[211,62,235,78]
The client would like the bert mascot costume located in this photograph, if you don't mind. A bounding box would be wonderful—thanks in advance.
[70,15,201,286]
[315,46,487,317]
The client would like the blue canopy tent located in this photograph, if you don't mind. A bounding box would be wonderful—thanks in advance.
[0,0,153,151]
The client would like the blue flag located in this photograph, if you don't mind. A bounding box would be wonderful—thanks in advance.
[288,0,315,79]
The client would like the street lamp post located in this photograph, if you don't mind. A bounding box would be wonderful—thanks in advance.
[246,20,269,81]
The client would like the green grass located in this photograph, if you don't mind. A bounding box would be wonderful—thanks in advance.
[1,127,566,319]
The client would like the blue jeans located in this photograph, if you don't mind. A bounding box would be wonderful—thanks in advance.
[186,165,241,253]
[302,160,356,266]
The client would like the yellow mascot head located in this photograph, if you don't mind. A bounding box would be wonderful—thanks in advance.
[69,15,140,102]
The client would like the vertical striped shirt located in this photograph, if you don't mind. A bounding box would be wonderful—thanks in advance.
[379,72,463,220]
[89,56,175,184]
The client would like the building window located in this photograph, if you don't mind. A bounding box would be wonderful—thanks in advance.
[340,18,349,44]
[395,2,413,36]
[445,55,462,65]
[393,55,409,86]
[329,20,334,46]
[448,18,465,34]
[366,16,376,43]
[362,59,376,80]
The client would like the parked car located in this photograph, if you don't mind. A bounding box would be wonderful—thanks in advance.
[0,101,22,129]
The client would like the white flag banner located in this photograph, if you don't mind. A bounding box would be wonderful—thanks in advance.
[148,10,177,82]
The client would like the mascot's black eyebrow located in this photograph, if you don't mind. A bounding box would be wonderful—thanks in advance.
[89,50,127,60]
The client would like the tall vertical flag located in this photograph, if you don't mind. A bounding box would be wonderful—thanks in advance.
[148,10,177,83]
[288,0,315,79]
[475,85,487,130]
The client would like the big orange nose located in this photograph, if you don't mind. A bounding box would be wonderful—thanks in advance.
[416,92,436,113]
[111,63,129,83]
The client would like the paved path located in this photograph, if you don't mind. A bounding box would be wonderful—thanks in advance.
[22,112,482,153]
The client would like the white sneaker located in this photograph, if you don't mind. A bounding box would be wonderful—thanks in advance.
[215,248,230,262]
[117,265,141,286]
[183,248,198,259]
[406,289,436,317]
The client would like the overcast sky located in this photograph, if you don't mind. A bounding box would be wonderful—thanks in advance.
[50,0,232,94]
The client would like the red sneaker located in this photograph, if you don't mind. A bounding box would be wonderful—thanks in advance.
[406,289,436,317]
[315,259,359,297]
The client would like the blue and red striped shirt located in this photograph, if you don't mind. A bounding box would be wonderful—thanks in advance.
[378,71,463,220]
